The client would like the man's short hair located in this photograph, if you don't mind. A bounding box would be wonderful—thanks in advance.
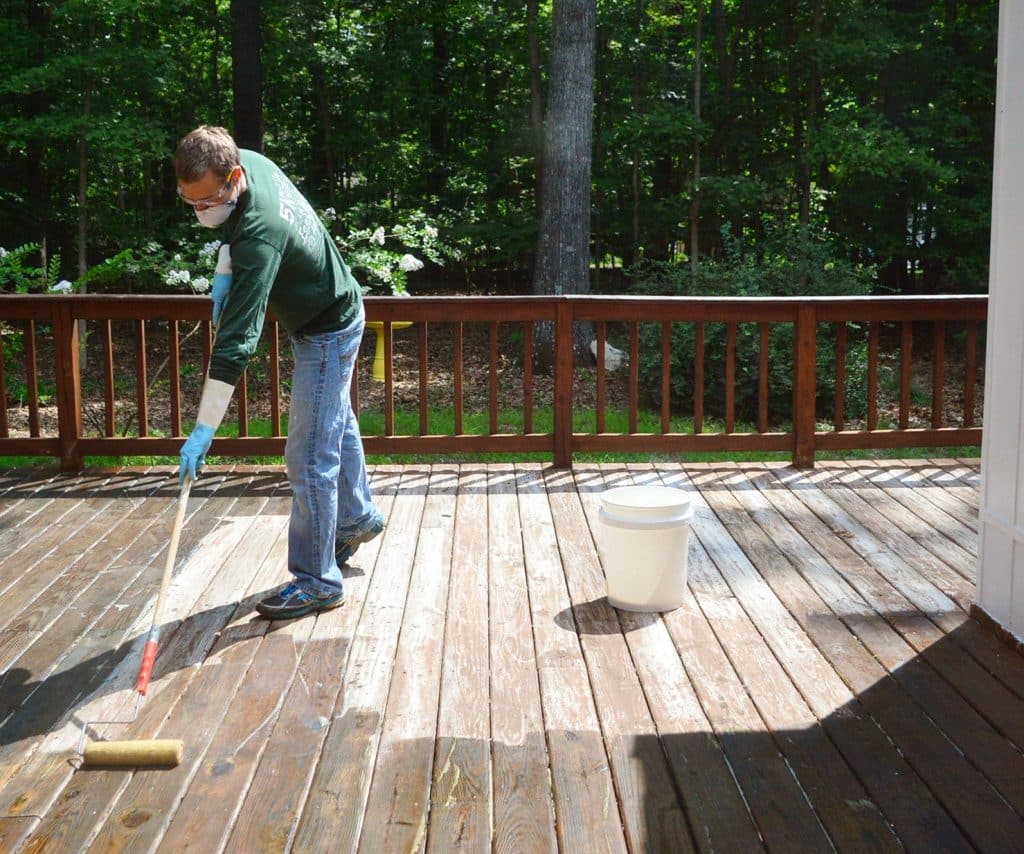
[175,126,240,182]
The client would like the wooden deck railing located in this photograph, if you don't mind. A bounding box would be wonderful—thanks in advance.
[0,294,985,470]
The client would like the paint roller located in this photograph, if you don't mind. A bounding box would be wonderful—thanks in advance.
[77,475,193,768]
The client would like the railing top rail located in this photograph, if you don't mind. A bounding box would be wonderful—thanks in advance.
[0,292,987,323]
[0,293,987,303]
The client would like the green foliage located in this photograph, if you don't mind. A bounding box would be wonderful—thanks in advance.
[322,207,459,296]
[0,244,46,294]
[630,224,876,422]
[0,0,1000,293]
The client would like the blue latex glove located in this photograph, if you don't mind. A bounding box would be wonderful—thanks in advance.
[211,271,231,326]
[179,423,215,484]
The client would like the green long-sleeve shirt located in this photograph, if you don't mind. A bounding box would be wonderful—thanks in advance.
[208,149,362,386]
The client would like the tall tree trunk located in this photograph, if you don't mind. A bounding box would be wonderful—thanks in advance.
[533,0,597,364]
[77,21,95,368]
[527,0,545,214]
[231,0,264,151]
[690,0,703,284]
[709,0,736,258]
[26,0,51,270]
[629,0,645,267]
[143,159,153,234]
[77,25,94,285]
[211,0,222,110]
[427,1,450,199]
[790,0,822,244]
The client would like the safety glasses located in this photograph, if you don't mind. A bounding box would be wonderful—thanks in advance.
[177,171,236,209]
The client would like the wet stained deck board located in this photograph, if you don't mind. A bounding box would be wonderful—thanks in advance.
[1,460,1023,852]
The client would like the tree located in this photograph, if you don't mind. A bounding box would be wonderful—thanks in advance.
[533,0,597,362]
[232,0,264,151]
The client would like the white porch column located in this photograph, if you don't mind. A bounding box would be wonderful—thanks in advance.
[978,1,1024,642]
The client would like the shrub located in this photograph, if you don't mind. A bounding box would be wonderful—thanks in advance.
[628,224,876,426]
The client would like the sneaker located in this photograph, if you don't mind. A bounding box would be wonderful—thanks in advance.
[335,515,385,566]
[255,583,345,619]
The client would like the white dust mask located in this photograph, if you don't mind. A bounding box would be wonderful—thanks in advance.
[195,201,235,229]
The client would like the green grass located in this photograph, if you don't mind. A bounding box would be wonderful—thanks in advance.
[0,405,981,469]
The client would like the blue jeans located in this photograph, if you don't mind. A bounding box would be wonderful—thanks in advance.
[285,309,378,595]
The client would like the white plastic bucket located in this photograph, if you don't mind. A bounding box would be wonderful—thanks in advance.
[598,485,693,612]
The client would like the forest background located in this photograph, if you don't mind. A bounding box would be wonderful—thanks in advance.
[0,0,997,307]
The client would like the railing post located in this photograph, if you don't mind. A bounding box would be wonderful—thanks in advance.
[793,305,817,469]
[553,299,574,468]
[54,301,83,471]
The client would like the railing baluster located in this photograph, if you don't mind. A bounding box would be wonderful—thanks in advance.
[53,301,82,469]
[134,319,148,438]
[932,320,945,429]
[168,321,181,437]
[694,321,704,434]
[418,322,429,435]
[269,321,282,434]
[384,322,394,436]
[725,322,736,434]
[629,322,639,434]
[0,325,7,438]
[964,321,977,428]
[26,320,40,437]
[900,321,912,430]
[759,322,769,433]
[454,322,464,435]
[661,321,671,434]
[237,367,249,437]
[103,320,115,437]
[489,321,498,435]
[595,320,606,433]
[868,322,879,431]
[793,306,817,468]
[834,322,847,432]
[202,321,212,377]
[554,301,574,466]
[523,321,534,434]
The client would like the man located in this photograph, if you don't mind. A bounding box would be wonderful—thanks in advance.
[175,125,383,620]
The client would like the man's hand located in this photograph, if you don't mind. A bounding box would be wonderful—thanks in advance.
[179,423,215,484]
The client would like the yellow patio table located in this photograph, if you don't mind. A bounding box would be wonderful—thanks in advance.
[365,320,413,382]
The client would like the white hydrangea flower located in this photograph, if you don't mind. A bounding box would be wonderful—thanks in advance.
[145,241,161,253]
[165,269,191,286]
[50,279,73,293]
[192,276,211,293]
[398,254,424,272]
[324,207,337,221]
[0,247,8,258]
[199,240,222,266]
[173,253,182,262]
[425,225,438,238]
[370,227,386,246]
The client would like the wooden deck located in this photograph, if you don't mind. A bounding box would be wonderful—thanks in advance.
[0,460,1021,852]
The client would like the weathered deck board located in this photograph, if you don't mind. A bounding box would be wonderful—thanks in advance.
[2,468,274,851]
[427,464,494,853]
[516,463,628,854]
[543,465,692,852]
[358,465,458,853]
[486,464,557,854]
[291,465,426,852]
[0,460,1022,852]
